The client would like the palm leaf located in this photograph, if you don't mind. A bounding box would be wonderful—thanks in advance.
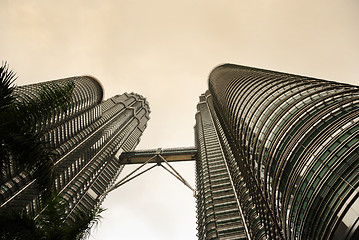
[12,81,75,134]
[64,207,105,240]
[0,208,41,240]
[35,193,105,240]
[0,64,102,239]
[0,62,16,110]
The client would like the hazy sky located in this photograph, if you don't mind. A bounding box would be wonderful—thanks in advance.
[1,1,359,239]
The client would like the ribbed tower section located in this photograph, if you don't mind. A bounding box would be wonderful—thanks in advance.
[14,76,104,144]
[0,76,150,219]
[208,64,359,239]
[195,93,251,240]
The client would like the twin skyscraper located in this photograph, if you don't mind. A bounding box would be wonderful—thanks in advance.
[1,64,358,239]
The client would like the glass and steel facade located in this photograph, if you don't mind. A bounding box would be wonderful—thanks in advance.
[195,93,251,240]
[198,64,359,239]
[0,76,150,219]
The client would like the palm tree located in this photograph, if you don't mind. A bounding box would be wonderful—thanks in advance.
[0,63,104,239]
[0,192,104,240]
[37,194,104,240]
[0,62,74,195]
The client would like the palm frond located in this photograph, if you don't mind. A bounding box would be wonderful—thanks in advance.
[12,81,75,133]
[0,130,54,192]
[0,65,102,239]
[36,193,68,239]
[35,193,105,240]
[0,62,16,109]
[65,207,105,240]
[0,208,40,240]
[0,76,74,189]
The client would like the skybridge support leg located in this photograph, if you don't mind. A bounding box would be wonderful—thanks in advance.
[107,155,156,193]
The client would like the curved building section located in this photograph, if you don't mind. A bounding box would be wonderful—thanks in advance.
[208,64,359,239]
[13,76,104,148]
[14,75,103,108]
[14,76,103,116]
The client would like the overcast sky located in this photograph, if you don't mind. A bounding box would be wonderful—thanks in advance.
[1,1,359,239]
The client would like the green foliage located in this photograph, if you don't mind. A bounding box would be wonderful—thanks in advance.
[63,205,105,240]
[0,63,16,109]
[0,193,104,240]
[0,63,104,239]
[0,62,74,195]
[0,208,40,240]
[11,81,75,133]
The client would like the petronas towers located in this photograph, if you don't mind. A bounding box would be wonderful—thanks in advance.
[1,64,358,239]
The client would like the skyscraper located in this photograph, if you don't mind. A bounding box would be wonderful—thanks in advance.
[195,64,359,239]
[0,76,150,219]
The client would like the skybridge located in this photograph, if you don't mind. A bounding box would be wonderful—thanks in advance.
[106,147,198,196]
[119,147,197,164]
